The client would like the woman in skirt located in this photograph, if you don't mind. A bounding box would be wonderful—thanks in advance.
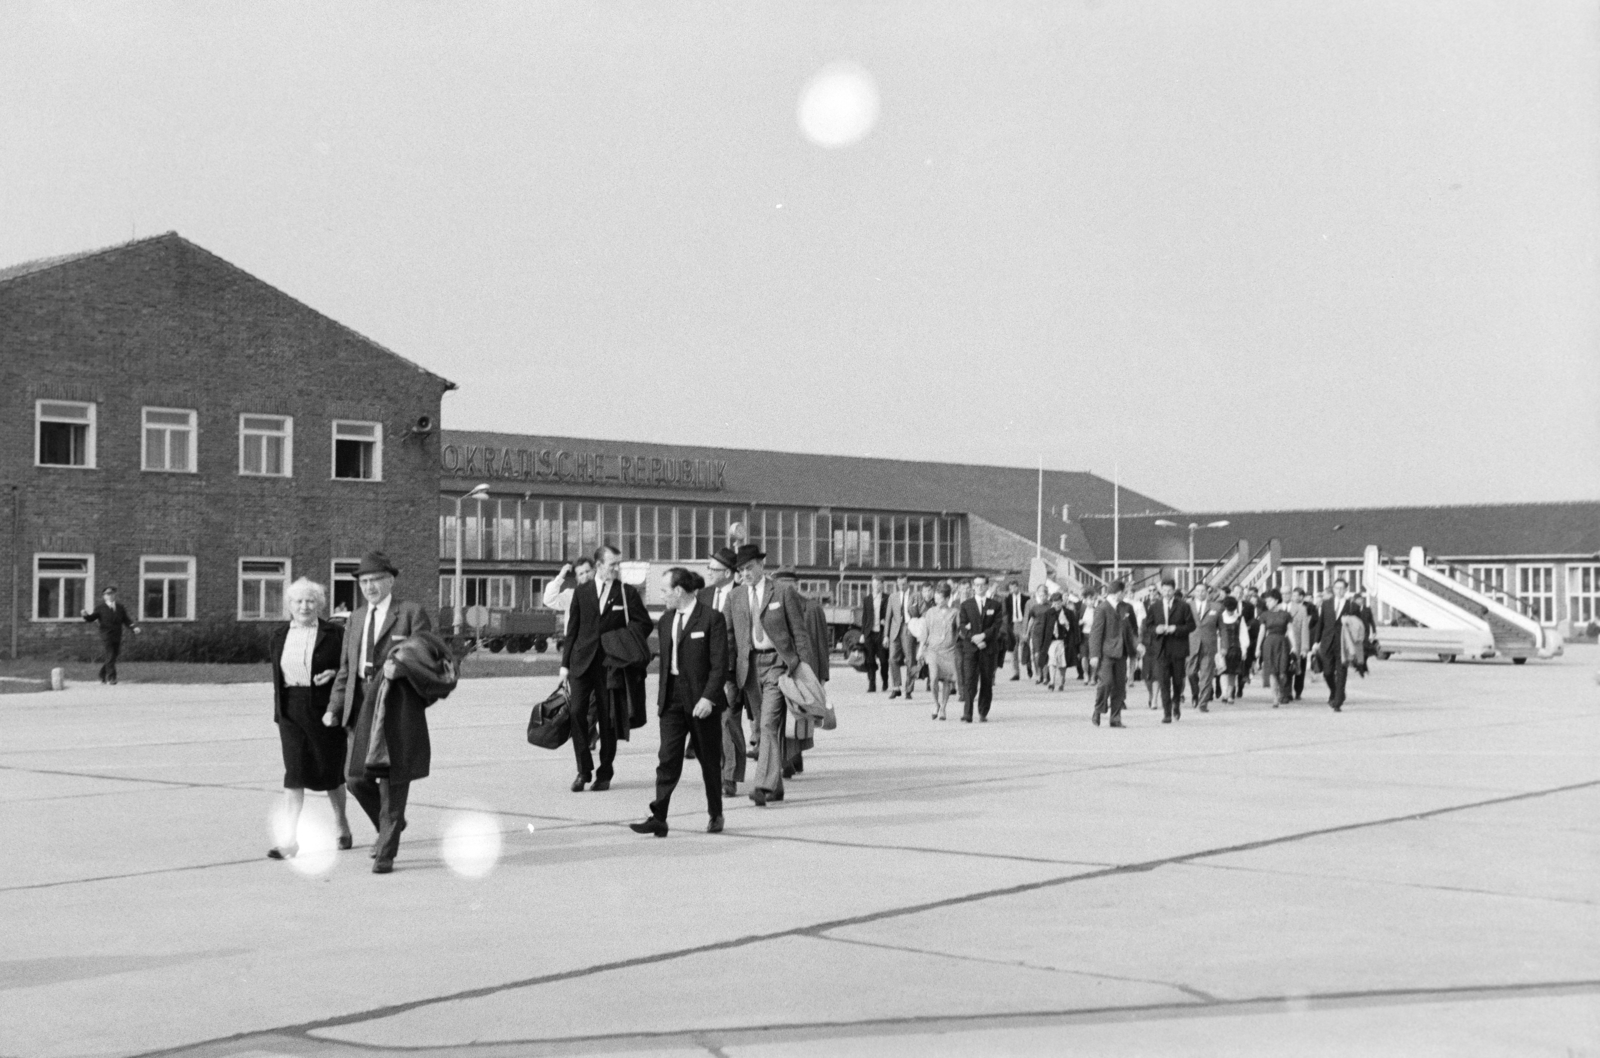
[1256,589,1294,706]
[919,583,962,720]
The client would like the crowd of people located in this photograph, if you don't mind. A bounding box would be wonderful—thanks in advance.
[263,545,1381,869]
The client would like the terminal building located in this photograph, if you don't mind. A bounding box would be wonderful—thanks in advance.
[3,233,1595,659]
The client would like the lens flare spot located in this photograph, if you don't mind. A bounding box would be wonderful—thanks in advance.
[441,810,503,879]
[267,802,338,878]
[797,62,880,149]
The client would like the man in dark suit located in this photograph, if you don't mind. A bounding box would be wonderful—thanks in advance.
[1187,589,1222,713]
[1142,577,1197,723]
[630,567,729,837]
[327,551,433,874]
[559,544,652,792]
[1087,578,1140,727]
[956,573,1004,722]
[726,545,816,806]
[862,576,890,693]
[1001,576,1029,681]
[1316,578,1360,711]
[82,586,139,684]
[699,546,744,797]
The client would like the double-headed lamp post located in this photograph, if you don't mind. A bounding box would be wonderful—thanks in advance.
[454,482,490,635]
[1154,518,1231,588]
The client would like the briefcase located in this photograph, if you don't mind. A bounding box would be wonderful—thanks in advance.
[526,681,573,750]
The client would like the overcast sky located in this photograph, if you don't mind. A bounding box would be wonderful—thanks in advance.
[3,1,1596,512]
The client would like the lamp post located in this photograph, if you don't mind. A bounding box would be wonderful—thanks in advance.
[453,482,489,635]
[1154,518,1231,588]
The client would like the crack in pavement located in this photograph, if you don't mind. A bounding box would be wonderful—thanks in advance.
[1177,858,1599,907]
[114,776,1600,1058]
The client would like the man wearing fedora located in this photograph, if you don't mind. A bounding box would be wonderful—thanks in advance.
[726,544,815,806]
[700,545,746,797]
[327,551,433,873]
[82,585,139,684]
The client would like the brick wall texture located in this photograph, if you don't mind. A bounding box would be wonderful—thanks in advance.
[0,234,452,655]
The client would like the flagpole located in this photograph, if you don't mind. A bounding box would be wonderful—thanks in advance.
[1035,455,1043,559]
[1113,462,1120,581]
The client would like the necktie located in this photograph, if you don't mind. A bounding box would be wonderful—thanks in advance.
[362,606,378,679]
[671,611,683,675]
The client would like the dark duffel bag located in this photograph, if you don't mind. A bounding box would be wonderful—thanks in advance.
[527,681,573,750]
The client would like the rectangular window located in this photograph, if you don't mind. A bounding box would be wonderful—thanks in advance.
[602,504,621,553]
[1293,567,1327,595]
[580,503,599,556]
[36,400,95,468]
[141,556,194,621]
[331,560,360,619]
[797,511,814,568]
[1332,566,1364,593]
[34,554,92,620]
[694,507,711,561]
[332,420,381,480]
[142,407,197,472]
[240,415,291,476]
[487,576,515,609]
[1567,564,1600,627]
[1516,565,1556,624]
[892,516,908,568]
[621,505,639,560]
[239,558,289,620]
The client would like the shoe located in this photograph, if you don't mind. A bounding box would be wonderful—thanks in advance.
[932,710,939,720]
[629,817,668,838]
[1109,719,1125,728]
[1091,712,1101,726]
[338,834,353,851]
[706,816,724,833]
[1199,704,1209,713]
[722,781,736,796]
[793,757,803,774]
[905,693,913,701]
[960,716,972,723]
[108,678,117,685]
[266,845,296,860]
[571,776,589,792]
[1009,675,1021,682]
[1174,710,1181,721]
[782,765,795,779]
[372,860,393,874]
[750,789,768,807]
[867,687,877,694]
[939,713,947,721]
[888,690,901,700]
[1162,716,1172,724]
[590,778,611,792]
[1331,704,1342,712]
[770,788,785,802]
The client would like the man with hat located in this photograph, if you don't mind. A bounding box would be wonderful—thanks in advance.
[327,551,433,873]
[726,544,816,806]
[82,586,139,684]
[699,545,745,797]
[1086,578,1140,728]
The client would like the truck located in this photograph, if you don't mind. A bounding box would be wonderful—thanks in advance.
[439,607,564,654]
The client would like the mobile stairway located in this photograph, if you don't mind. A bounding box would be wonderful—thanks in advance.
[1225,538,1281,594]
[1363,545,1562,663]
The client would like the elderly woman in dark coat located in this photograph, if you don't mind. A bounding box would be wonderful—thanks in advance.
[267,578,351,859]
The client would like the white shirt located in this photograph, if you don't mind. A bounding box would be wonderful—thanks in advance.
[280,623,317,686]
[359,594,392,678]
[749,579,774,650]
[670,600,697,675]
[712,581,732,613]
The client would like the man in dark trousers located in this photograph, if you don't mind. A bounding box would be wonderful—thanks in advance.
[862,575,890,693]
[1002,575,1029,681]
[630,567,729,837]
[699,546,744,797]
[1142,577,1197,723]
[327,551,432,874]
[956,573,1004,722]
[1087,579,1140,728]
[1316,578,1360,711]
[559,544,652,792]
[82,586,138,684]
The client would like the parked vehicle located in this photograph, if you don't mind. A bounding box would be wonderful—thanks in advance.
[439,607,564,654]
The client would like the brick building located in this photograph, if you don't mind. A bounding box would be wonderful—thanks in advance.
[0,234,454,656]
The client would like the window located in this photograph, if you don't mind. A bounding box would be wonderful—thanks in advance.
[240,415,292,476]
[1516,565,1555,624]
[1568,564,1600,627]
[1332,566,1364,593]
[798,578,832,601]
[36,400,95,468]
[332,420,381,480]
[34,555,92,620]
[439,575,515,611]
[142,407,196,472]
[331,560,360,618]
[239,559,289,620]
[141,556,194,621]
[1293,567,1327,595]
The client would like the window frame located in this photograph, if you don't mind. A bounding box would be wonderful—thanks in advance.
[140,406,198,474]
[139,555,196,623]
[239,414,293,477]
[35,399,97,469]
[331,559,361,620]
[237,557,291,621]
[330,419,383,482]
[33,553,94,622]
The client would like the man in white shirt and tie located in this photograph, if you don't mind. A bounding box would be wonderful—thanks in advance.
[699,546,745,796]
[726,544,816,806]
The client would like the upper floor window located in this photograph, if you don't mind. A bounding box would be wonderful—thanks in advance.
[36,400,95,468]
[240,415,292,477]
[142,407,197,473]
[332,420,382,480]
[34,554,92,621]
[141,556,194,621]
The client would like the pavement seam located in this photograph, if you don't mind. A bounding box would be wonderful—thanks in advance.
[1176,858,1600,907]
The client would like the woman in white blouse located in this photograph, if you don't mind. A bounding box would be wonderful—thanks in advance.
[267,578,351,859]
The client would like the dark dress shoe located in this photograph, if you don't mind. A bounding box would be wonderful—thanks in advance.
[571,776,589,792]
[1108,719,1125,728]
[629,817,668,837]
[1162,716,1172,724]
[372,860,393,874]
[770,788,784,802]
[979,715,988,723]
[888,690,901,700]
[793,757,803,774]
[266,846,295,860]
[1091,712,1101,726]
[750,789,768,807]
[1009,675,1020,681]
[706,816,724,833]
[337,834,353,851]
[1199,704,1209,712]
[960,716,973,723]
[722,780,737,796]
[1174,710,1181,721]
[782,765,795,779]
[590,778,611,792]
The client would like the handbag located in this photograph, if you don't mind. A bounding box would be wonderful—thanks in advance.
[599,583,653,669]
[846,643,868,671]
[526,680,573,750]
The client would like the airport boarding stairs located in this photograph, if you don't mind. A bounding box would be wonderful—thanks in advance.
[1226,539,1281,593]
[1363,545,1560,663]
[1200,540,1250,590]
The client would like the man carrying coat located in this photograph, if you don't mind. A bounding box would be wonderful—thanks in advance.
[327,551,433,873]
[1142,577,1197,723]
[560,544,652,792]
[726,544,815,806]
[1316,578,1360,711]
[630,567,729,837]
[1087,578,1140,728]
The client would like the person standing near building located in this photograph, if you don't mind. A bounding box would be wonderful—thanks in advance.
[886,574,912,700]
[699,546,744,797]
[956,574,1003,722]
[82,586,139,684]
[862,576,890,694]
[1288,587,1318,701]
[541,556,595,635]
[1087,579,1139,727]
[629,568,727,838]
[327,551,432,874]
[1002,576,1029,681]
[1317,578,1360,711]
[727,545,815,806]
[1141,578,1196,723]
[559,545,650,793]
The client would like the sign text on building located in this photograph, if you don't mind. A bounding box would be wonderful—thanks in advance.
[441,444,727,491]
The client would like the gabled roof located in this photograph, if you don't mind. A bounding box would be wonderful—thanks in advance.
[1076,501,1600,564]
[0,232,455,389]
[441,429,1172,538]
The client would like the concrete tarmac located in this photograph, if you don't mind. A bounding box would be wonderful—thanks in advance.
[3,647,1597,1057]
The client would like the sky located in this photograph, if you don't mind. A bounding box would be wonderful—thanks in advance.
[2,0,1597,512]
